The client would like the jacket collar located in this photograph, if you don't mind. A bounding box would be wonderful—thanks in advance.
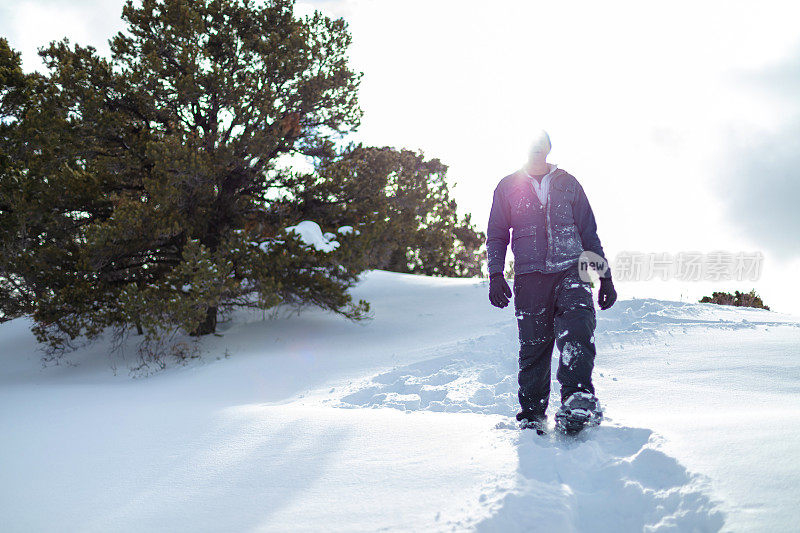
[522,162,558,178]
[517,163,560,182]
[518,163,560,206]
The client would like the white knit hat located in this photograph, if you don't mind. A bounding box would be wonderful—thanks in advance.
[529,129,551,158]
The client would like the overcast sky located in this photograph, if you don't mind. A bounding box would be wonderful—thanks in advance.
[2,0,800,312]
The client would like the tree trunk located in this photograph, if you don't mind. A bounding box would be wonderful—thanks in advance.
[192,305,217,336]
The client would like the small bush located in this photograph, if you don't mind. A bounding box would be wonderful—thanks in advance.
[699,289,770,310]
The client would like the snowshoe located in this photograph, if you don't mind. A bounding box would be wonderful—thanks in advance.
[516,411,547,435]
[555,392,603,436]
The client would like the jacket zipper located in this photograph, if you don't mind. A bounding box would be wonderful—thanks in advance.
[523,169,562,272]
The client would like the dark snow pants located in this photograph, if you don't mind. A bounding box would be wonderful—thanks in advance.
[513,264,597,417]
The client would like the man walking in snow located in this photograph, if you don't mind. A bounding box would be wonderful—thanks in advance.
[486,130,616,434]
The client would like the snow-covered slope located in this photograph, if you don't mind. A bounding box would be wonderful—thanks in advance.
[2,271,799,532]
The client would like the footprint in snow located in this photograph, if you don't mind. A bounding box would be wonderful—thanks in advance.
[331,332,725,532]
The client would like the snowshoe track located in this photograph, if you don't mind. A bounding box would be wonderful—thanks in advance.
[330,326,724,532]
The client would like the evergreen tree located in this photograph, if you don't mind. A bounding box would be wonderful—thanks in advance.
[284,145,485,277]
[0,38,32,322]
[0,37,109,330]
[1,0,368,350]
[1,0,485,359]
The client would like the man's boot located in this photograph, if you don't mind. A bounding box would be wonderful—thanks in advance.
[516,411,547,435]
[554,392,602,435]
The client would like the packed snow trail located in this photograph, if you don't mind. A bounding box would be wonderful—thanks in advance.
[2,271,799,531]
[320,317,723,531]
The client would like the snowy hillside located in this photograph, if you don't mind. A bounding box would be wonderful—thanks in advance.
[2,271,799,532]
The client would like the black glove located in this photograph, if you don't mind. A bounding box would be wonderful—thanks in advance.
[598,277,617,310]
[489,273,512,308]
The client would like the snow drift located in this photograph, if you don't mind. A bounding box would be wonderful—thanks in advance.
[2,270,799,532]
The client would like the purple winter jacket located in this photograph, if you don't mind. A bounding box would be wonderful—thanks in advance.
[486,167,610,278]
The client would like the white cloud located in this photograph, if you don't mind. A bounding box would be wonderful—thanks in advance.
[0,0,126,71]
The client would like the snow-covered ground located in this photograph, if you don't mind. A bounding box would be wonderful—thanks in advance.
[2,270,799,532]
